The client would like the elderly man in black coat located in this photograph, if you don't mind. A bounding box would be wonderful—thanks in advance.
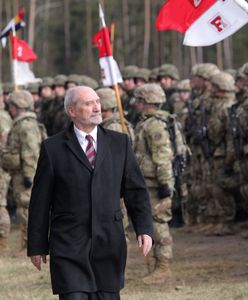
[27,86,153,300]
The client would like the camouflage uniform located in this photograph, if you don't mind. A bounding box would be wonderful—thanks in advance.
[0,91,46,249]
[234,63,248,237]
[206,72,237,235]
[38,76,54,124]
[185,64,220,229]
[0,85,12,252]
[134,84,176,284]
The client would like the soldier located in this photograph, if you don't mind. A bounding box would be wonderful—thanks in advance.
[184,63,220,232]
[96,87,135,144]
[157,64,180,114]
[2,82,14,108]
[134,83,187,284]
[38,77,55,132]
[51,74,69,135]
[0,90,46,249]
[121,65,139,126]
[27,82,41,117]
[0,84,12,253]
[206,72,237,235]
[234,63,248,238]
[173,79,191,128]
[149,67,159,83]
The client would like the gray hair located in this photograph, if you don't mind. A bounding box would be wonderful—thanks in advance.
[64,87,79,115]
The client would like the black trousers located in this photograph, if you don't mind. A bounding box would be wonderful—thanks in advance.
[59,292,120,300]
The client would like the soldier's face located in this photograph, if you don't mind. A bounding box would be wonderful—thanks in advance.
[159,76,174,89]
[41,86,53,98]
[124,78,136,91]
[8,104,18,119]
[135,98,145,113]
[54,86,66,97]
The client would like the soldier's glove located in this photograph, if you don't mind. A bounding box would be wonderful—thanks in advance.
[158,184,171,200]
[23,177,33,188]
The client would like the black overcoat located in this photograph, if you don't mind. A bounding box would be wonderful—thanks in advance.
[27,124,153,295]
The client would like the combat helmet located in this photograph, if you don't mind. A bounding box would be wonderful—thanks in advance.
[191,63,219,80]
[66,74,81,86]
[79,75,98,89]
[121,65,139,79]
[210,72,236,92]
[40,77,54,88]
[53,74,67,86]
[134,83,166,104]
[3,82,14,95]
[176,79,191,91]
[134,68,150,82]
[27,82,40,94]
[149,67,159,81]
[8,90,34,109]
[97,87,116,110]
[157,64,180,80]
[240,62,248,76]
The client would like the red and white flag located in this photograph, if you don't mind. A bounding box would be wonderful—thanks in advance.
[156,0,248,47]
[93,4,122,86]
[11,35,40,85]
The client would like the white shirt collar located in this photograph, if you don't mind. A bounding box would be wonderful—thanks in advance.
[73,124,98,151]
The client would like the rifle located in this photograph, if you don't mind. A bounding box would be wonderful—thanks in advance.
[167,118,187,226]
[228,103,242,160]
[194,103,212,166]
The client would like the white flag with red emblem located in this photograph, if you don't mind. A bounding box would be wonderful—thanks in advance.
[156,0,248,47]
[93,4,122,86]
[11,35,40,85]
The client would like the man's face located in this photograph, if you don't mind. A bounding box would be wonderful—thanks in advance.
[159,76,174,90]
[8,104,18,119]
[41,86,53,98]
[190,76,206,91]
[68,88,102,127]
[123,78,136,91]
[135,98,145,113]
[135,78,146,87]
[54,85,66,97]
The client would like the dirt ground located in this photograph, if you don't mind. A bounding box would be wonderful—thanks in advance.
[1,226,248,300]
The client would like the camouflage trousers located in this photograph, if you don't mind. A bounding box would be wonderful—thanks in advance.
[12,174,31,242]
[237,159,248,214]
[0,169,11,238]
[187,151,208,224]
[204,157,236,223]
[148,187,173,261]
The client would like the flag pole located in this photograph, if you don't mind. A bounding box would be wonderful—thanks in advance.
[99,4,127,133]
[10,24,18,91]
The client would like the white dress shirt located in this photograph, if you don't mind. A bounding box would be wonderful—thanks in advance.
[73,125,98,153]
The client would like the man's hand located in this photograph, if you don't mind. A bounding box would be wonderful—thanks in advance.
[137,234,153,257]
[30,255,47,271]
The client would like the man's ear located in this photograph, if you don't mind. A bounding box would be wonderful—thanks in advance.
[67,105,75,117]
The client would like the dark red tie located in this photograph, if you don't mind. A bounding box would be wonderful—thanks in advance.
[85,135,96,167]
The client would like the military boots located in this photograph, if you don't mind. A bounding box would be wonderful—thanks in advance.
[142,258,172,284]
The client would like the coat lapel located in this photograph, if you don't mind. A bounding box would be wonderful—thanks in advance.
[65,124,92,171]
[94,126,108,173]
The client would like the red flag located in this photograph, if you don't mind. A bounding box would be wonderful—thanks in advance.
[93,27,112,57]
[156,0,217,32]
[11,35,37,62]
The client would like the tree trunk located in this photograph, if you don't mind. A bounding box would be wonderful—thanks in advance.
[85,1,94,76]
[196,47,203,63]
[143,0,150,67]
[171,31,177,65]
[223,37,233,69]
[122,0,130,64]
[42,0,51,75]
[190,47,197,67]
[5,0,12,81]
[216,42,223,70]
[64,0,71,72]
[28,0,36,50]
